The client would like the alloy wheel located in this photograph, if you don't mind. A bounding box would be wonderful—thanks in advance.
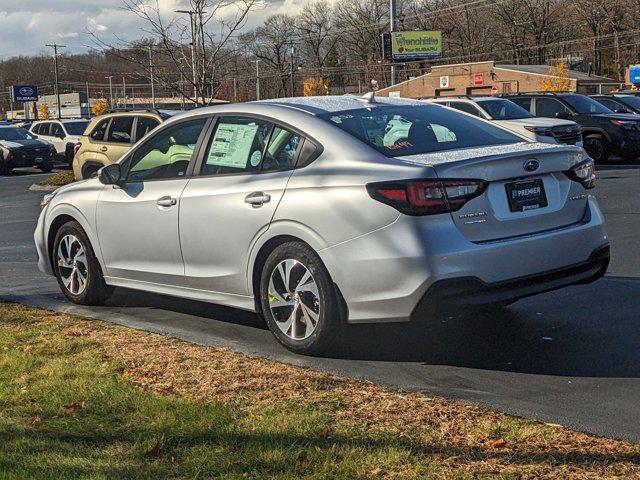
[585,138,605,162]
[57,234,88,295]
[267,259,320,340]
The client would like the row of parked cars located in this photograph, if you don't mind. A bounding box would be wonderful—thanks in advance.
[426,91,640,163]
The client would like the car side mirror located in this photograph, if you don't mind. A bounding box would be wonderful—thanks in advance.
[98,163,122,185]
[555,112,573,120]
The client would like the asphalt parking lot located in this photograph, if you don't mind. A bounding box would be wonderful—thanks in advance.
[1,165,639,442]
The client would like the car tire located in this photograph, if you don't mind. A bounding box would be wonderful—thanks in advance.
[65,145,75,166]
[40,164,53,173]
[259,241,343,355]
[53,221,113,306]
[0,163,11,175]
[583,134,610,163]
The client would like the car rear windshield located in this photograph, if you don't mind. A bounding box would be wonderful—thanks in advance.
[318,104,522,157]
[0,127,36,141]
[475,98,534,120]
[562,95,613,114]
[64,120,90,135]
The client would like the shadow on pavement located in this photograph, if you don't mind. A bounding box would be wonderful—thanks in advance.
[104,276,640,379]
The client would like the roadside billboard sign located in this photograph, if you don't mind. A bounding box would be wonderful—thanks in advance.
[390,31,442,60]
[11,85,39,102]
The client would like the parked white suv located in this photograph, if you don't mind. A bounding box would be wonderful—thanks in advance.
[30,119,90,165]
[426,96,583,147]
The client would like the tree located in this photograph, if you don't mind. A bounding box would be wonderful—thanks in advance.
[541,62,572,91]
[92,100,109,116]
[39,104,51,120]
[303,77,329,96]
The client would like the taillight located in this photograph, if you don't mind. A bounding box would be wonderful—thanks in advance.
[367,179,487,216]
[73,142,82,155]
[564,158,595,189]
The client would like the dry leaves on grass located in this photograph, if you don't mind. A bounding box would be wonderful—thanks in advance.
[3,303,640,479]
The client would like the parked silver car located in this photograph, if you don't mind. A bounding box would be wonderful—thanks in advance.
[35,96,609,354]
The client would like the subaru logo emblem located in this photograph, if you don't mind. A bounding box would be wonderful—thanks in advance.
[566,127,573,133]
[524,159,539,172]
[19,87,34,96]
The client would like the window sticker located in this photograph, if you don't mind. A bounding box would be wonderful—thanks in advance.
[207,123,259,168]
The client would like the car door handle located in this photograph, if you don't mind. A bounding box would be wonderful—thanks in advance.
[156,196,177,207]
[245,192,271,207]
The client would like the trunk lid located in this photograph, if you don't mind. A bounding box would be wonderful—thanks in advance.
[397,142,588,242]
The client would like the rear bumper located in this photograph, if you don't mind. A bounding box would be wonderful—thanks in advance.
[412,244,609,315]
[320,197,608,324]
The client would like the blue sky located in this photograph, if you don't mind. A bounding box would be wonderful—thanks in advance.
[0,0,306,59]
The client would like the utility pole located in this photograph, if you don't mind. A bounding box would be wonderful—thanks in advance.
[106,76,114,109]
[256,59,261,100]
[176,10,198,107]
[389,0,397,86]
[147,46,156,109]
[198,9,207,102]
[233,77,237,103]
[45,43,66,119]
[8,88,14,120]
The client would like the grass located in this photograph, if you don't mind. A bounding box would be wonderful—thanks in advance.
[0,301,639,479]
[37,170,74,187]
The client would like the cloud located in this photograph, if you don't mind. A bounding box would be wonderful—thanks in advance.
[0,0,298,59]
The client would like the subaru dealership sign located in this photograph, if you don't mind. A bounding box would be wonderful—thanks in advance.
[11,85,39,102]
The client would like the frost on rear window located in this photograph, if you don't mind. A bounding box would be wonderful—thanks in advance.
[320,105,521,157]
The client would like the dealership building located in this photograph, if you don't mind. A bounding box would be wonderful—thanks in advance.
[377,60,617,98]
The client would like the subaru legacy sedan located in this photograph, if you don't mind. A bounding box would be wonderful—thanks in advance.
[35,96,609,354]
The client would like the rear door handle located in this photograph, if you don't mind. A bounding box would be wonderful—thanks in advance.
[156,196,177,207]
[244,192,271,207]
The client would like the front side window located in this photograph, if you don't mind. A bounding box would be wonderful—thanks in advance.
[509,97,532,112]
[618,95,640,112]
[106,116,134,143]
[536,98,571,118]
[35,123,50,136]
[201,117,273,176]
[126,118,207,182]
[319,104,522,157]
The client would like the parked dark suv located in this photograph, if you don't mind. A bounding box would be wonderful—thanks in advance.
[503,92,640,162]
[591,94,640,115]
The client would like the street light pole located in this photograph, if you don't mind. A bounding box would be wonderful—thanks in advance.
[106,76,113,109]
[176,10,198,107]
[256,59,261,100]
[290,45,295,97]
[45,43,66,119]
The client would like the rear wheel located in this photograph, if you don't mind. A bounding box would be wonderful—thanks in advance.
[259,242,342,355]
[39,164,53,173]
[583,134,610,163]
[53,221,113,305]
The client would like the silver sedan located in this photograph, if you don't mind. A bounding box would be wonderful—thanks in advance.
[35,96,609,354]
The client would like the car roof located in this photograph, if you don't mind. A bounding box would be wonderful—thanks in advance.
[253,95,426,115]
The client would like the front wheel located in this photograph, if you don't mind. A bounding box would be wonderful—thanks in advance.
[259,242,342,355]
[53,221,113,305]
[39,164,53,173]
[583,134,610,163]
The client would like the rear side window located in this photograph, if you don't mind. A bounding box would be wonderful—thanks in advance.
[90,119,109,141]
[319,105,521,157]
[536,98,571,118]
[135,116,161,142]
[35,123,50,135]
[50,123,64,138]
[201,116,273,176]
[261,125,302,171]
[107,116,134,143]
